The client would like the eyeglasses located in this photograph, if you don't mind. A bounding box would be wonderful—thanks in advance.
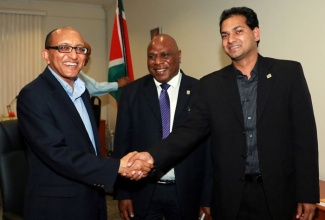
[46,45,88,55]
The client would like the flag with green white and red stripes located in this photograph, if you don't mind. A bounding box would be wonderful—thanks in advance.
[108,0,134,101]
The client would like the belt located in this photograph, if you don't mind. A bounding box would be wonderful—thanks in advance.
[157,180,176,185]
[245,174,262,183]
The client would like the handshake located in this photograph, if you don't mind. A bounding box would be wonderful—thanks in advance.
[118,151,154,180]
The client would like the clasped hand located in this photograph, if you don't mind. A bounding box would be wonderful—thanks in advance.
[118,151,154,180]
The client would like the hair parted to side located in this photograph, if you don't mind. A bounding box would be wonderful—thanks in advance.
[219,6,259,30]
[219,7,260,45]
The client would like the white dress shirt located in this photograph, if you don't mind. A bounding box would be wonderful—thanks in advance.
[153,70,182,180]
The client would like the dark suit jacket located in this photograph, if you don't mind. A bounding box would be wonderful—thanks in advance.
[148,55,319,220]
[17,67,120,220]
[113,71,212,219]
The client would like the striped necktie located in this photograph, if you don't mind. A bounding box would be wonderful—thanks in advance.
[159,83,170,139]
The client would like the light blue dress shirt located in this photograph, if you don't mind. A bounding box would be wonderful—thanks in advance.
[49,67,97,155]
[78,71,118,97]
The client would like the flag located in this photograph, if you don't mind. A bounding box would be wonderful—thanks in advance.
[108,0,134,102]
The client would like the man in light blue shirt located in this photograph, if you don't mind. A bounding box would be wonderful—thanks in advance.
[79,42,130,97]
[17,26,152,220]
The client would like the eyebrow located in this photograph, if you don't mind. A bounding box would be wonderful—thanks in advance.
[54,42,85,46]
[221,25,244,34]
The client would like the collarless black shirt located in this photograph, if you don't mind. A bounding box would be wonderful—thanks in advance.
[234,64,260,174]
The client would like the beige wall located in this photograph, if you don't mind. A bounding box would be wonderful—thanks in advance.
[0,0,112,126]
[1,0,324,179]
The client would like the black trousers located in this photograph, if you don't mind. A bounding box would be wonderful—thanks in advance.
[237,181,273,220]
[133,184,183,220]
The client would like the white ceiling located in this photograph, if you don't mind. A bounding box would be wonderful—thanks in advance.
[34,0,114,7]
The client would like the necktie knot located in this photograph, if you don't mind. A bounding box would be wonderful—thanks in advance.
[160,83,170,91]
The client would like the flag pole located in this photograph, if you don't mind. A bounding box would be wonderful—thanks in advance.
[117,0,128,77]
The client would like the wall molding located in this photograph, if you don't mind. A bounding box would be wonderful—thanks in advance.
[0,8,46,15]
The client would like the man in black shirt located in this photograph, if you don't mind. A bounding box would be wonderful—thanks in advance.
[128,6,319,220]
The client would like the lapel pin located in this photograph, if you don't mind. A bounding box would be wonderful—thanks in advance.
[186,90,190,95]
[188,107,191,112]
[267,73,272,79]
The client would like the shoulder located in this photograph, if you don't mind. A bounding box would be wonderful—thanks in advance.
[257,56,308,91]
[260,55,302,69]
[120,74,154,99]
[180,71,199,86]
[200,63,233,82]
[21,70,48,92]
[20,68,62,98]
[18,72,53,107]
[259,56,305,81]
[125,74,153,89]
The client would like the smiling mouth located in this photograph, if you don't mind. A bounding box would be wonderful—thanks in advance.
[155,68,167,73]
[64,62,78,67]
[229,45,240,51]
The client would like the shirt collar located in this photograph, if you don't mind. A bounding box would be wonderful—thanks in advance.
[233,57,259,78]
[48,66,85,100]
[153,69,182,89]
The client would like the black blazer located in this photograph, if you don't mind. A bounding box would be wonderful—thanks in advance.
[113,71,212,219]
[148,55,319,220]
[17,67,120,220]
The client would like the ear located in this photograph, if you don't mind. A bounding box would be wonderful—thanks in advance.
[178,50,182,63]
[42,49,50,64]
[253,27,260,43]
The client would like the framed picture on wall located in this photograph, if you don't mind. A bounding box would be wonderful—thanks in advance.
[150,27,161,39]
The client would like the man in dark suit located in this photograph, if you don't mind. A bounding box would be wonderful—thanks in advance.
[129,7,319,220]
[113,34,212,220]
[17,26,151,220]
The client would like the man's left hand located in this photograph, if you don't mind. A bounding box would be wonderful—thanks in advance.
[199,207,212,220]
[296,203,316,220]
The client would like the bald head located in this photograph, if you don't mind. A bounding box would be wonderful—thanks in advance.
[147,34,182,83]
[147,34,179,54]
[42,26,86,86]
[45,27,85,48]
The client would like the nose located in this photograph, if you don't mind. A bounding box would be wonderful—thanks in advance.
[228,33,236,43]
[154,56,164,64]
[153,57,163,65]
[68,49,78,59]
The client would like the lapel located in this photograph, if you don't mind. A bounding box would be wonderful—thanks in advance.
[220,55,274,128]
[141,71,194,127]
[142,75,162,123]
[220,65,245,129]
[256,55,274,124]
[174,71,192,124]
[42,68,98,154]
